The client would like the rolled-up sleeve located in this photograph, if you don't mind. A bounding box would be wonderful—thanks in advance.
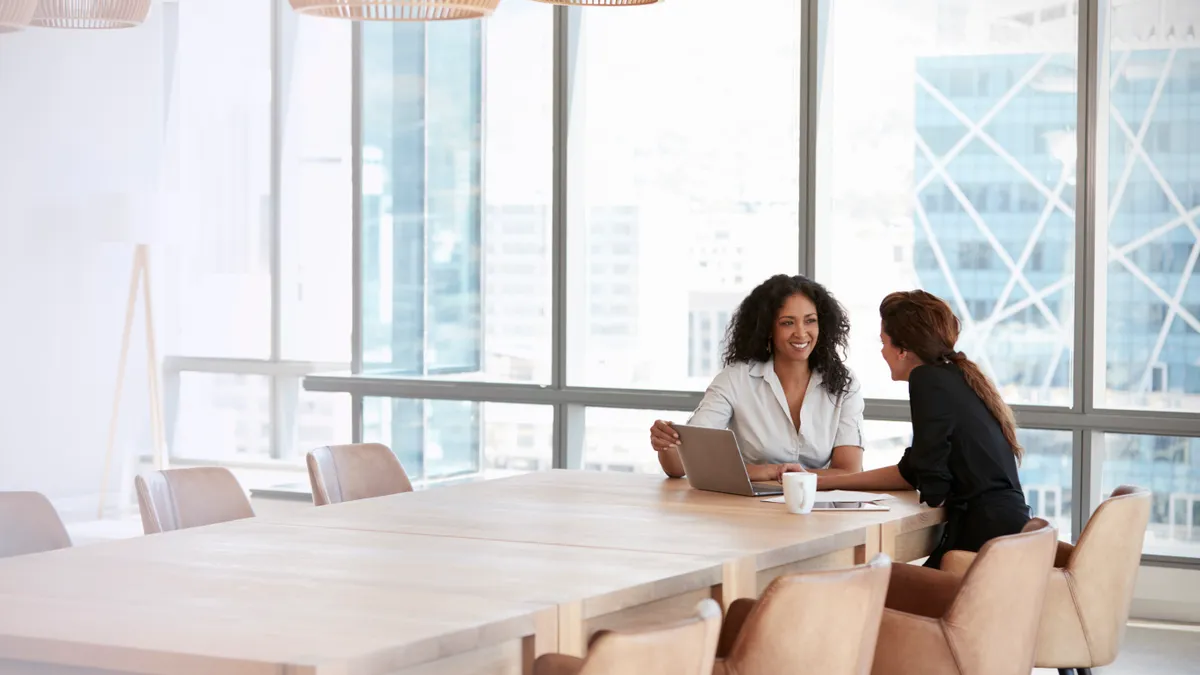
[833,380,865,448]
[687,367,736,430]
[897,368,954,507]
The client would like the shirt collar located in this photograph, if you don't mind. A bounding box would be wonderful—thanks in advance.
[749,358,824,389]
[749,358,772,378]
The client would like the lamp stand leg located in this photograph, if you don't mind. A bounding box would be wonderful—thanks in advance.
[97,247,143,519]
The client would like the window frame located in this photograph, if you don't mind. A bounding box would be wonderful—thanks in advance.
[163,0,351,465]
[297,1,1200,568]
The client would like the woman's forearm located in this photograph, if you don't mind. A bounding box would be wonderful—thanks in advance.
[657,446,686,478]
[807,446,864,478]
[817,464,913,491]
[808,467,857,478]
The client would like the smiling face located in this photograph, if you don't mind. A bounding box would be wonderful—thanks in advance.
[772,293,819,363]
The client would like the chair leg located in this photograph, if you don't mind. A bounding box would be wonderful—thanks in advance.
[1078,670,1092,675]
[1057,669,1077,675]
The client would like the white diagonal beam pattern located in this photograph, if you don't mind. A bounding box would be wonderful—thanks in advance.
[1110,105,1200,240]
[917,75,1077,221]
[1139,241,1200,392]
[914,54,1054,195]
[913,196,976,329]
[982,167,1072,331]
[1117,207,1200,256]
[915,134,1066,334]
[1109,248,1200,336]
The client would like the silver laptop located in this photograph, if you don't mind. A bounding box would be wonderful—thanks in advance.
[674,425,784,497]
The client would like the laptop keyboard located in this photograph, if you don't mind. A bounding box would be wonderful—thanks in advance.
[751,483,784,495]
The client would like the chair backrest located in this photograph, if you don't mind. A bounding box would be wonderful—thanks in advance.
[1064,484,1151,664]
[578,599,722,675]
[135,467,254,535]
[0,491,72,559]
[306,443,414,506]
[943,518,1058,675]
[722,553,892,675]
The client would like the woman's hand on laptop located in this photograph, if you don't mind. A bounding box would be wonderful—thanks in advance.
[748,463,808,482]
[649,420,680,451]
[776,463,808,481]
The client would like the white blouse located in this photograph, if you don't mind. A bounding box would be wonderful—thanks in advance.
[686,359,866,469]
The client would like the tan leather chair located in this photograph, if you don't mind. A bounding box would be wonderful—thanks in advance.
[943,486,1152,675]
[306,443,414,506]
[714,553,892,675]
[0,491,72,559]
[135,467,255,535]
[533,599,722,675]
[871,518,1058,675]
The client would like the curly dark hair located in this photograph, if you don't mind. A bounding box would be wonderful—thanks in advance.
[722,274,853,398]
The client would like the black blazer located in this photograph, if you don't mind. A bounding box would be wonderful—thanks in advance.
[898,362,1030,567]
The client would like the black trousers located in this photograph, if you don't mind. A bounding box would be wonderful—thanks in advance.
[924,496,1031,569]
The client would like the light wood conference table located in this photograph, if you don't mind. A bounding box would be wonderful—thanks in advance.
[0,470,944,675]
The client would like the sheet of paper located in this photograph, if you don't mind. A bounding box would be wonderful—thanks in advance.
[760,490,896,504]
[815,490,897,502]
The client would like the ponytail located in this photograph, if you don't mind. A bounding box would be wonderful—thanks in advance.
[947,351,1023,464]
[881,289,1024,464]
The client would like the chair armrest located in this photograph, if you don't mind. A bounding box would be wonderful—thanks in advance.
[885,563,962,619]
[716,597,757,658]
[944,541,1073,574]
[533,654,585,675]
[872,609,958,675]
[1053,540,1075,568]
[586,630,610,650]
[940,550,976,577]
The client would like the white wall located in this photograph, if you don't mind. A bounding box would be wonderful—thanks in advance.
[1133,565,1200,624]
[0,15,165,519]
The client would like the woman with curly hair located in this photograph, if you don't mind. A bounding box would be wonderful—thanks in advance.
[818,290,1030,568]
[649,274,865,482]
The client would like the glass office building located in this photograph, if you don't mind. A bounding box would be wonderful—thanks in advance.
[911,3,1200,552]
[360,21,485,480]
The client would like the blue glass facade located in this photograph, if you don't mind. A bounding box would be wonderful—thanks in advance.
[914,53,1076,394]
[360,21,484,480]
[1102,48,1200,548]
[915,46,1200,545]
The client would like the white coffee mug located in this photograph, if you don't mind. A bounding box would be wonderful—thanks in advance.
[783,471,817,515]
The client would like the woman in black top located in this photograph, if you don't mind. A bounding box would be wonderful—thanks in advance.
[818,290,1030,568]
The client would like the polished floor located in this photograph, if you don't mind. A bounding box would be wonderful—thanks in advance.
[1034,622,1200,674]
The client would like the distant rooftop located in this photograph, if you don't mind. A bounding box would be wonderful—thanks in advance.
[924,0,1198,55]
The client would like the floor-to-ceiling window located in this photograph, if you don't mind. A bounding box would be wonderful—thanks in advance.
[357,0,554,481]
[301,0,1200,563]
[162,0,352,465]
[1094,0,1200,557]
[815,0,1080,535]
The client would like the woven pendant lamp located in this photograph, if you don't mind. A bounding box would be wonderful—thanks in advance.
[289,1,500,21]
[0,0,37,33]
[31,0,151,29]
[528,0,661,5]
